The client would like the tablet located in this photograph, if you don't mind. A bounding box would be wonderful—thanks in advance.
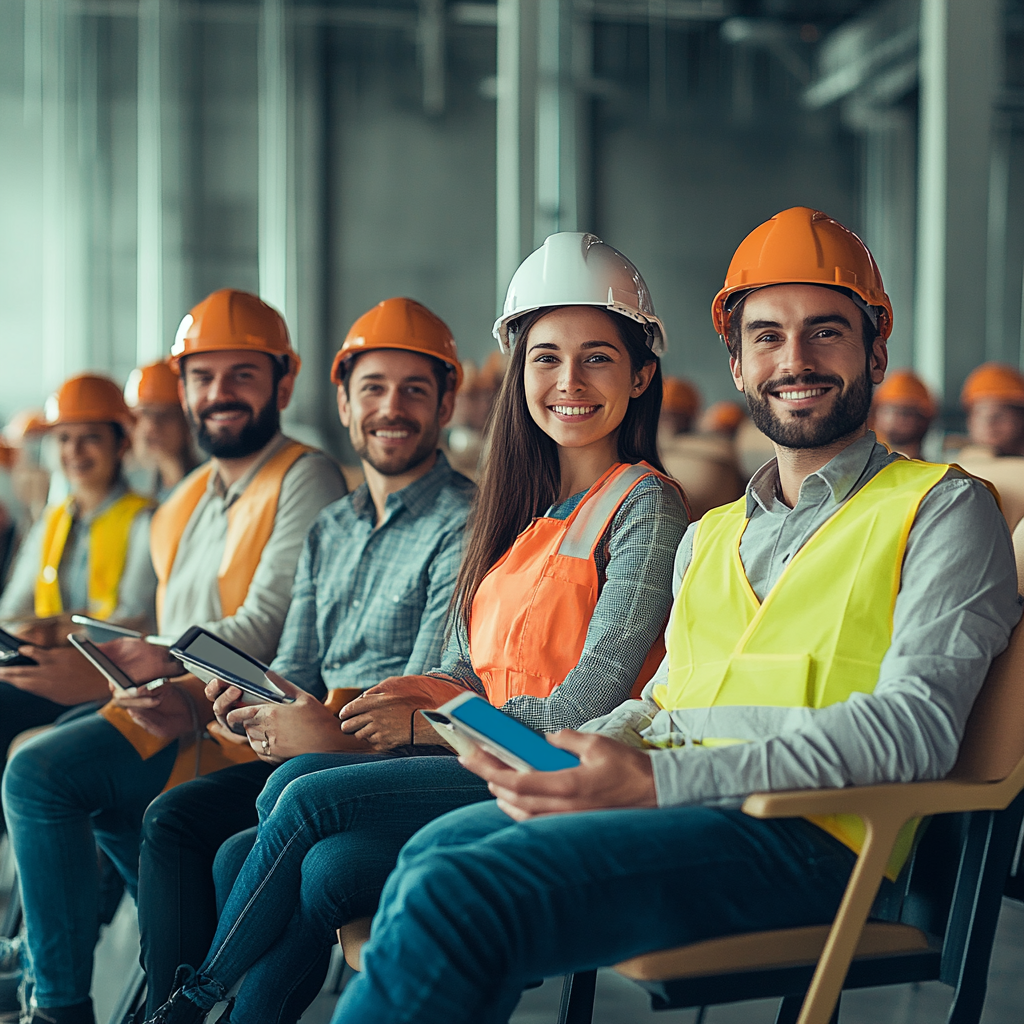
[169,626,291,704]
[0,627,37,667]
[421,692,580,773]
[68,634,164,697]
[70,615,143,643]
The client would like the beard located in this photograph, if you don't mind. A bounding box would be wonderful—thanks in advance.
[190,395,280,459]
[745,369,873,450]
[353,416,438,476]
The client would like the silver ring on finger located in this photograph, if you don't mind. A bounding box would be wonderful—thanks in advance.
[261,736,271,755]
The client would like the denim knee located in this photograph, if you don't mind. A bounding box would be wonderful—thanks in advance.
[255,757,320,820]
[2,730,68,813]
[397,800,512,865]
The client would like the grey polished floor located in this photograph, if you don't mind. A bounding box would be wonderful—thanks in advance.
[78,888,1024,1024]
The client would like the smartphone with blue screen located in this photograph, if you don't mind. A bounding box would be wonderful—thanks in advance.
[420,692,580,773]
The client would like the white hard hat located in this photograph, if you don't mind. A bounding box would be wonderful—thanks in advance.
[492,232,667,354]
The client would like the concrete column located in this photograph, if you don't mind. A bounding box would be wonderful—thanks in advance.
[914,0,998,407]
[137,0,164,364]
[259,0,290,316]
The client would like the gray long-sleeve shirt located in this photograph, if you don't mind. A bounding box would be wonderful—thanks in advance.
[582,433,1022,808]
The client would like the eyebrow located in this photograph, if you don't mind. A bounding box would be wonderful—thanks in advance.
[527,340,620,352]
[744,313,853,331]
[356,372,434,385]
[188,362,264,373]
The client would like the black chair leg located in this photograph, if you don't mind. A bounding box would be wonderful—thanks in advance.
[775,993,840,1024]
[556,970,597,1024]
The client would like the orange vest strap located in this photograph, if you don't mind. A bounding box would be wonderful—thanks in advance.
[557,462,655,559]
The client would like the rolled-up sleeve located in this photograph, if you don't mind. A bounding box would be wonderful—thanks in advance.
[650,477,1023,807]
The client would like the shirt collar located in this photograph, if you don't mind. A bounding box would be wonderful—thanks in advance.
[350,450,457,525]
[207,432,289,506]
[745,431,881,516]
[71,479,129,524]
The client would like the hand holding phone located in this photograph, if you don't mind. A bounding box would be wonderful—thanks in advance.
[68,635,166,698]
[421,693,581,773]
[0,627,38,667]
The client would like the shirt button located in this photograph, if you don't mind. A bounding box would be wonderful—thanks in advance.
[393,594,401,603]
[42,566,57,584]
[352,600,360,608]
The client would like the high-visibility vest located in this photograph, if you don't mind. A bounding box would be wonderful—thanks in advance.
[100,440,313,787]
[655,458,950,878]
[470,461,678,706]
[35,492,153,619]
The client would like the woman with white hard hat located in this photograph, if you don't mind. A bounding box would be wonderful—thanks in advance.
[144,233,689,1024]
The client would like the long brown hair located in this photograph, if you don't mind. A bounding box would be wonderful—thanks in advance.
[454,306,665,628]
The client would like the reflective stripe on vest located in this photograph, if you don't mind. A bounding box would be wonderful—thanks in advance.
[35,491,152,619]
[655,458,950,878]
[469,461,671,706]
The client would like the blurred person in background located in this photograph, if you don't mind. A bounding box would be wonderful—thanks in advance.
[124,360,199,502]
[954,363,1024,532]
[698,399,746,439]
[4,410,52,524]
[0,374,156,823]
[443,350,505,479]
[870,368,936,460]
[659,378,744,519]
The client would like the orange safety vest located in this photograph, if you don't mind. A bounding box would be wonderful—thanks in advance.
[100,440,313,787]
[469,461,675,707]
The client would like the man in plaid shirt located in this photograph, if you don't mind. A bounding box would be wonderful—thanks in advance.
[134,299,475,1015]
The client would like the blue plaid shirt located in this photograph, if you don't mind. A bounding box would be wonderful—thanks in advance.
[270,452,475,696]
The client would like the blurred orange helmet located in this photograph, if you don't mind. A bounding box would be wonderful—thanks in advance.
[662,377,701,417]
[873,369,937,419]
[124,360,180,408]
[330,297,463,391]
[0,439,15,471]
[4,408,48,445]
[44,374,134,430]
[712,207,893,342]
[170,289,300,376]
[961,362,1024,409]
[701,400,746,435]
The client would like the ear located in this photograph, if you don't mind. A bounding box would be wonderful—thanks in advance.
[730,352,745,393]
[437,384,456,429]
[177,376,187,411]
[275,370,297,411]
[869,337,888,386]
[631,361,657,397]
[337,384,351,428]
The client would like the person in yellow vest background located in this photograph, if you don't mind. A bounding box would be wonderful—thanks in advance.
[953,363,1024,532]
[869,367,936,461]
[3,409,53,525]
[1,288,346,1024]
[0,374,155,795]
[327,207,1022,1024]
[124,360,200,503]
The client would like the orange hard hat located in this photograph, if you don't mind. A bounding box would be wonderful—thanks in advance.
[170,289,300,376]
[0,439,15,471]
[44,374,134,430]
[961,362,1024,409]
[4,408,48,445]
[330,297,463,391]
[124,360,180,407]
[701,400,746,435]
[478,350,507,391]
[873,369,937,419]
[712,207,893,342]
[661,377,701,417]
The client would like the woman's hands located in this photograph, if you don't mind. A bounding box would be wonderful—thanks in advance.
[338,675,467,751]
[0,645,108,704]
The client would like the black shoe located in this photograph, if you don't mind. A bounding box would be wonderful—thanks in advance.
[141,969,208,1024]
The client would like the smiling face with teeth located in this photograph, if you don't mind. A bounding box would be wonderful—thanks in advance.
[730,284,887,451]
[523,307,654,472]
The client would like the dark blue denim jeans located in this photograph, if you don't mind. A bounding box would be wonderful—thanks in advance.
[2,712,178,1007]
[180,753,492,1024]
[332,800,866,1024]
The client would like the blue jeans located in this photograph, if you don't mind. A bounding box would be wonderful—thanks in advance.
[2,712,178,1007]
[332,800,869,1024]
[180,753,491,1024]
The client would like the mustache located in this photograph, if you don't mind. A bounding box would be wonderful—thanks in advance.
[365,417,421,434]
[199,402,254,422]
[758,373,844,398]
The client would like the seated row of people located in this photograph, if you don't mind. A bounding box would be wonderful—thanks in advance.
[0,208,1019,1024]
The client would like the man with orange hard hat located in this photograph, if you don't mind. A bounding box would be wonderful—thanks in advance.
[124,360,199,502]
[953,362,1024,532]
[2,290,346,1024]
[131,297,474,1013]
[329,208,1018,1024]
[871,367,937,460]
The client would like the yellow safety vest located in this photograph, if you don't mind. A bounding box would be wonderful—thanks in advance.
[35,491,153,620]
[655,458,950,878]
